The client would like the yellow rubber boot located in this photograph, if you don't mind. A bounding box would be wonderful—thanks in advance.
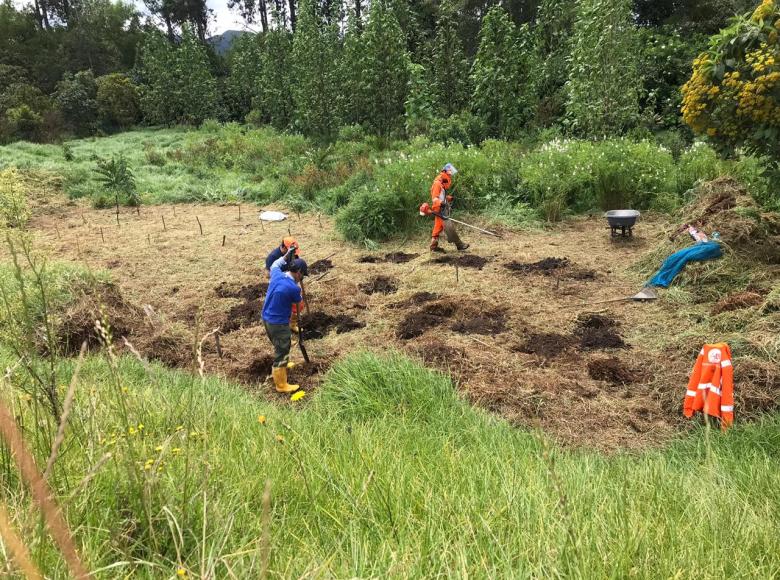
[286,361,297,370]
[272,366,300,394]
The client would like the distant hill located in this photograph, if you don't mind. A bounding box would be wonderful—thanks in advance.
[208,30,251,55]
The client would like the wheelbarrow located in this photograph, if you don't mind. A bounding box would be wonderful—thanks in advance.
[605,210,640,238]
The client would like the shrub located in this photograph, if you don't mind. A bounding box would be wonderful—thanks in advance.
[0,168,31,228]
[54,71,98,135]
[4,105,43,142]
[94,155,140,207]
[428,112,488,146]
[677,142,724,192]
[96,73,141,129]
[681,0,780,163]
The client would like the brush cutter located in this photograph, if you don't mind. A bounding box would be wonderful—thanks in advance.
[418,203,502,239]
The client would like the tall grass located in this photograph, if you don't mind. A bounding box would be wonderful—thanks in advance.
[1,349,779,577]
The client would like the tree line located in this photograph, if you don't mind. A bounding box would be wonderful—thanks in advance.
[0,0,758,145]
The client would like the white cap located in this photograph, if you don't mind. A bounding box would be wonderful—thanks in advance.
[443,163,458,175]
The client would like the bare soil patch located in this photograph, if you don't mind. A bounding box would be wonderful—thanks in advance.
[431,254,488,269]
[588,357,639,385]
[215,281,267,301]
[308,259,333,275]
[384,251,419,263]
[359,275,399,295]
[300,311,365,340]
[389,291,440,309]
[222,300,262,333]
[514,333,574,359]
[506,257,596,280]
[711,291,764,315]
[575,313,628,350]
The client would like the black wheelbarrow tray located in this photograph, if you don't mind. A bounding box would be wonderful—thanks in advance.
[605,210,640,237]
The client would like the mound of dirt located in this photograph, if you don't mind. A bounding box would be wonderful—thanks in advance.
[57,281,142,355]
[384,252,419,263]
[575,313,628,350]
[300,312,365,340]
[358,255,381,263]
[308,259,333,275]
[241,355,276,382]
[222,300,262,333]
[359,275,398,295]
[506,257,569,275]
[684,177,780,263]
[736,358,780,416]
[145,330,192,368]
[451,315,505,336]
[408,340,466,367]
[431,255,489,269]
[711,291,764,315]
[588,357,639,385]
[514,333,574,359]
[390,292,440,309]
[215,281,267,301]
[397,312,441,340]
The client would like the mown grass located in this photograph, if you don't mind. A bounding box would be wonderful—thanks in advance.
[2,350,780,578]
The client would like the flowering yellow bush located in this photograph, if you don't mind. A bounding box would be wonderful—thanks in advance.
[682,0,780,161]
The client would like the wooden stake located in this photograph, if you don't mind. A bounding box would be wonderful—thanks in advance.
[260,218,265,232]
[100,227,104,243]
[173,205,176,217]
[455,265,459,284]
[161,215,166,231]
[147,233,151,244]
[222,235,226,247]
[81,212,86,225]
[318,213,322,228]
[287,222,291,236]
[55,225,61,239]
[196,216,203,235]
[136,205,140,216]
[215,333,223,359]
[115,208,120,226]
[238,204,241,221]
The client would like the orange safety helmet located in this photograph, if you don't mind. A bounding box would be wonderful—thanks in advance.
[281,237,299,255]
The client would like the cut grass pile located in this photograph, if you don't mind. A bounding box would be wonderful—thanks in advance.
[1,351,780,577]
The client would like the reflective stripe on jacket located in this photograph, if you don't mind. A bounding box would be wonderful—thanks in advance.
[683,343,734,428]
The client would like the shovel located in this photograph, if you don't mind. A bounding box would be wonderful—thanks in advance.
[564,287,658,308]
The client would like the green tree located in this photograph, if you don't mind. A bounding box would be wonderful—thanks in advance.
[565,0,640,136]
[54,70,98,135]
[258,27,294,129]
[291,0,341,139]
[405,62,436,136]
[338,16,367,127]
[471,6,534,138]
[361,0,409,136]
[224,33,263,121]
[431,1,471,118]
[533,0,575,127]
[96,73,141,129]
[137,28,220,125]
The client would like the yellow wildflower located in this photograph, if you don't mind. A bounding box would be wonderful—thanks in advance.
[137,423,144,431]
[172,447,182,454]
[257,415,267,424]
[176,567,187,577]
[155,446,163,452]
[290,391,306,402]
[128,427,137,436]
[275,434,285,443]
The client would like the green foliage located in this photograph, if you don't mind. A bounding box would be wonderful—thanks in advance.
[360,0,410,137]
[137,28,220,126]
[404,62,436,137]
[291,0,341,139]
[431,1,471,118]
[54,70,98,135]
[2,104,44,142]
[94,154,140,207]
[0,168,31,228]
[471,7,535,139]
[95,73,141,129]
[223,33,263,121]
[533,0,576,127]
[677,142,725,191]
[681,0,780,164]
[566,0,641,136]
[428,111,488,146]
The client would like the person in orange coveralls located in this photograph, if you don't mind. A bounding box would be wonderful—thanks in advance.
[429,163,469,253]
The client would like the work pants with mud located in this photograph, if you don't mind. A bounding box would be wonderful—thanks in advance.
[431,212,464,247]
[264,321,292,368]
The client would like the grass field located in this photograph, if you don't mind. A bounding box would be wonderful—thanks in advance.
[2,351,780,578]
[1,127,779,578]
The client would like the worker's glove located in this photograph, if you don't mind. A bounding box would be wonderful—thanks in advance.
[284,246,296,263]
[446,195,454,203]
[290,321,300,334]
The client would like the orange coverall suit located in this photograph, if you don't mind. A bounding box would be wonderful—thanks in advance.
[683,343,734,428]
[430,170,452,242]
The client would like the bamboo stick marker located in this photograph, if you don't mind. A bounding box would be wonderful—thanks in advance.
[196,216,203,235]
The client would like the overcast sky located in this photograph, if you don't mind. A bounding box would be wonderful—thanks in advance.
[12,0,248,35]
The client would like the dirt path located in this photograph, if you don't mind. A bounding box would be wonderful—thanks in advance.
[28,203,697,451]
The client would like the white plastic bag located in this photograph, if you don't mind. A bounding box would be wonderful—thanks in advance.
[259,211,287,222]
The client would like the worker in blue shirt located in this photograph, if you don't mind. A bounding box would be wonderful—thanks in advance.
[264,237,299,272]
[262,246,308,393]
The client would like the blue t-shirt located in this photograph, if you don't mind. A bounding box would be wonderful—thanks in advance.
[262,257,302,325]
[265,247,285,271]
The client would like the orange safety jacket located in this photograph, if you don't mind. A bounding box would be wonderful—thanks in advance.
[430,171,452,214]
[683,343,734,429]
